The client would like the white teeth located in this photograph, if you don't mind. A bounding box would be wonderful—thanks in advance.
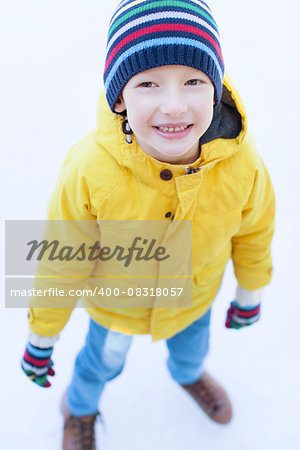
[158,125,188,132]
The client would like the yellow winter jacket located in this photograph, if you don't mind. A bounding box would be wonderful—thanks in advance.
[28,74,275,341]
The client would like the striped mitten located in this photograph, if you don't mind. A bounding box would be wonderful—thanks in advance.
[225,300,261,329]
[21,342,55,388]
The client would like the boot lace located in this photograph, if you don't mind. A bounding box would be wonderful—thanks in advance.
[183,377,221,415]
[64,412,103,450]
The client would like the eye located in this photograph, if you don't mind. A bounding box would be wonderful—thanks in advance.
[186,79,203,86]
[137,82,156,88]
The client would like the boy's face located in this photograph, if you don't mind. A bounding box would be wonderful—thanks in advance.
[114,65,215,164]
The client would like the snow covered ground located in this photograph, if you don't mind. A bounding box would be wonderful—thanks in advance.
[1,1,300,448]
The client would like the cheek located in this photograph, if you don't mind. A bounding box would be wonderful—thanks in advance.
[127,104,153,134]
[205,104,214,122]
[195,99,214,126]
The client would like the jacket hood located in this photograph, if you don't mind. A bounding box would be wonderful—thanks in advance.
[95,73,248,175]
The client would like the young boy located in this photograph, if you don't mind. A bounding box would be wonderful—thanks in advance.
[21,0,275,448]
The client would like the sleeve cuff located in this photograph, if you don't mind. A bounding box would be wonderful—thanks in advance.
[28,331,59,348]
[235,285,263,307]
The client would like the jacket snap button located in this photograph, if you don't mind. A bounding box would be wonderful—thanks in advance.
[165,212,172,218]
[160,169,173,181]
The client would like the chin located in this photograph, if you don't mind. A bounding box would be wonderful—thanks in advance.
[159,143,195,156]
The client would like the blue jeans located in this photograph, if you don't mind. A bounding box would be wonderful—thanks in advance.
[67,309,211,416]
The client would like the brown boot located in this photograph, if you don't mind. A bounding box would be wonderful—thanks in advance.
[181,372,233,424]
[61,393,101,449]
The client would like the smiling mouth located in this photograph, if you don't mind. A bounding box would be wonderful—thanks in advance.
[154,124,192,133]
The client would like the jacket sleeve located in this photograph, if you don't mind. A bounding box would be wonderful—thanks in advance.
[28,146,100,336]
[231,156,275,290]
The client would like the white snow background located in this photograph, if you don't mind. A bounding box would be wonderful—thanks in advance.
[1,1,300,449]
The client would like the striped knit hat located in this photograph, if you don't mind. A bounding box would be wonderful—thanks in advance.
[104,0,225,113]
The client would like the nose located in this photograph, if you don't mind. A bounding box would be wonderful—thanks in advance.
[159,91,187,117]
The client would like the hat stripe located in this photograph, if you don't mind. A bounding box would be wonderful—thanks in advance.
[104,36,224,91]
[111,0,212,26]
[108,0,218,39]
[105,23,223,75]
[106,11,220,56]
[110,0,149,23]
